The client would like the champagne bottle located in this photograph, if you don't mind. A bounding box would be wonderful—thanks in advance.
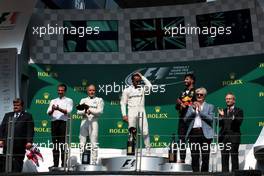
[82,143,91,164]
[168,133,177,163]
[127,127,136,155]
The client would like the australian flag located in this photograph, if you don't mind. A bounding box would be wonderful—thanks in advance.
[196,8,253,47]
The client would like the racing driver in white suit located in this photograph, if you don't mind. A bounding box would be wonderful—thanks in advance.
[77,84,104,164]
[120,72,152,154]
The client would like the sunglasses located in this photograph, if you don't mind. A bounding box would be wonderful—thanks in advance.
[196,93,204,97]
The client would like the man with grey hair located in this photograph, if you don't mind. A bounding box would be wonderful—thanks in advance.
[184,87,214,172]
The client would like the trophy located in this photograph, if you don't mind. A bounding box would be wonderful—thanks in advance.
[76,104,89,113]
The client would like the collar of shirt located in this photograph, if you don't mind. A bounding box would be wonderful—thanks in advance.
[14,112,21,118]
[58,96,66,100]
[228,105,235,111]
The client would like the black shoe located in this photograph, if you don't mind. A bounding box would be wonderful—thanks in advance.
[177,160,185,163]
[48,165,58,171]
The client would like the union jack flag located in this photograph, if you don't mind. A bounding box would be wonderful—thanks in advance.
[130,17,186,51]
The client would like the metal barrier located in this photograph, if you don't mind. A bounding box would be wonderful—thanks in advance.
[0,116,263,173]
[5,115,15,172]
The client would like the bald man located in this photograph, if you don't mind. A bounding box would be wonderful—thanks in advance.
[77,84,104,165]
[218,92,243,172]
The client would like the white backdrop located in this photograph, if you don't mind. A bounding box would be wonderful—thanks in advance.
[0,0,36,54]
[0,48,17,123]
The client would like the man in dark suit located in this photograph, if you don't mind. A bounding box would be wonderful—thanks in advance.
[218,92,243,172]
[0,98,34,172]
[184,87,214,172]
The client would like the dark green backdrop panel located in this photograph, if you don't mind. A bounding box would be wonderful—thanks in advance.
[28,54,264,148]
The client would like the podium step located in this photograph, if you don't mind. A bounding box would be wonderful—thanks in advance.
[101,156,166,171]
[75,164,107,171]
[161,163,192,172]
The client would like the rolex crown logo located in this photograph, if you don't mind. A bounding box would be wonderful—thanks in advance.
[154,135,160,142]
[82,80,88,86]
[155,106,161,113]
[229,72,235,80]
[45,65,51,72]
[117,121,123,129]
[43,92,49,99]
[42,120,48,127]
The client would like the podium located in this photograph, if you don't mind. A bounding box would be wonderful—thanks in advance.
[101,156,165,172]
[73,156,192,172]
[75,164,107,171]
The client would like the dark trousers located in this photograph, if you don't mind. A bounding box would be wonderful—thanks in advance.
[11,154,25,172]
[178,120,187,161]
[221,142,239,172]
[51,120,66,167]
[189,128,212,172]
[0,154,25,172]
[0,144,26,172]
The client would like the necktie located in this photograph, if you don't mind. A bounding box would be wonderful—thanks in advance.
[14,112,19,119]
[227,107,230,116]
[227,107,233,118]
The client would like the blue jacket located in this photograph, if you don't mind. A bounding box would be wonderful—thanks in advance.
[184,102,214,139]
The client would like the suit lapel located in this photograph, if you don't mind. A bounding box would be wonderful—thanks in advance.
[17,112,23,119]
[200,102,207,115]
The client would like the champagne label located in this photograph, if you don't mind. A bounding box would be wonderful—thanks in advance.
[169,153,174,161]
[128,146,132,154]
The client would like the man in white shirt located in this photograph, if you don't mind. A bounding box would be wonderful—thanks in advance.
[47,84,73,168]
[184,87,214,172]
[77,84,104,165]
[120,72,152,154]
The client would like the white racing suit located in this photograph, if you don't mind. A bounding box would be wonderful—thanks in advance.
[77,96,104,164]
[120,76,152,150]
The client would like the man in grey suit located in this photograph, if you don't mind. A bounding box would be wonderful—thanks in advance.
[184,87,214,172]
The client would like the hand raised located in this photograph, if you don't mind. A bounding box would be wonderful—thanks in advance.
[218,108,224,117]
[122,115,128,123]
